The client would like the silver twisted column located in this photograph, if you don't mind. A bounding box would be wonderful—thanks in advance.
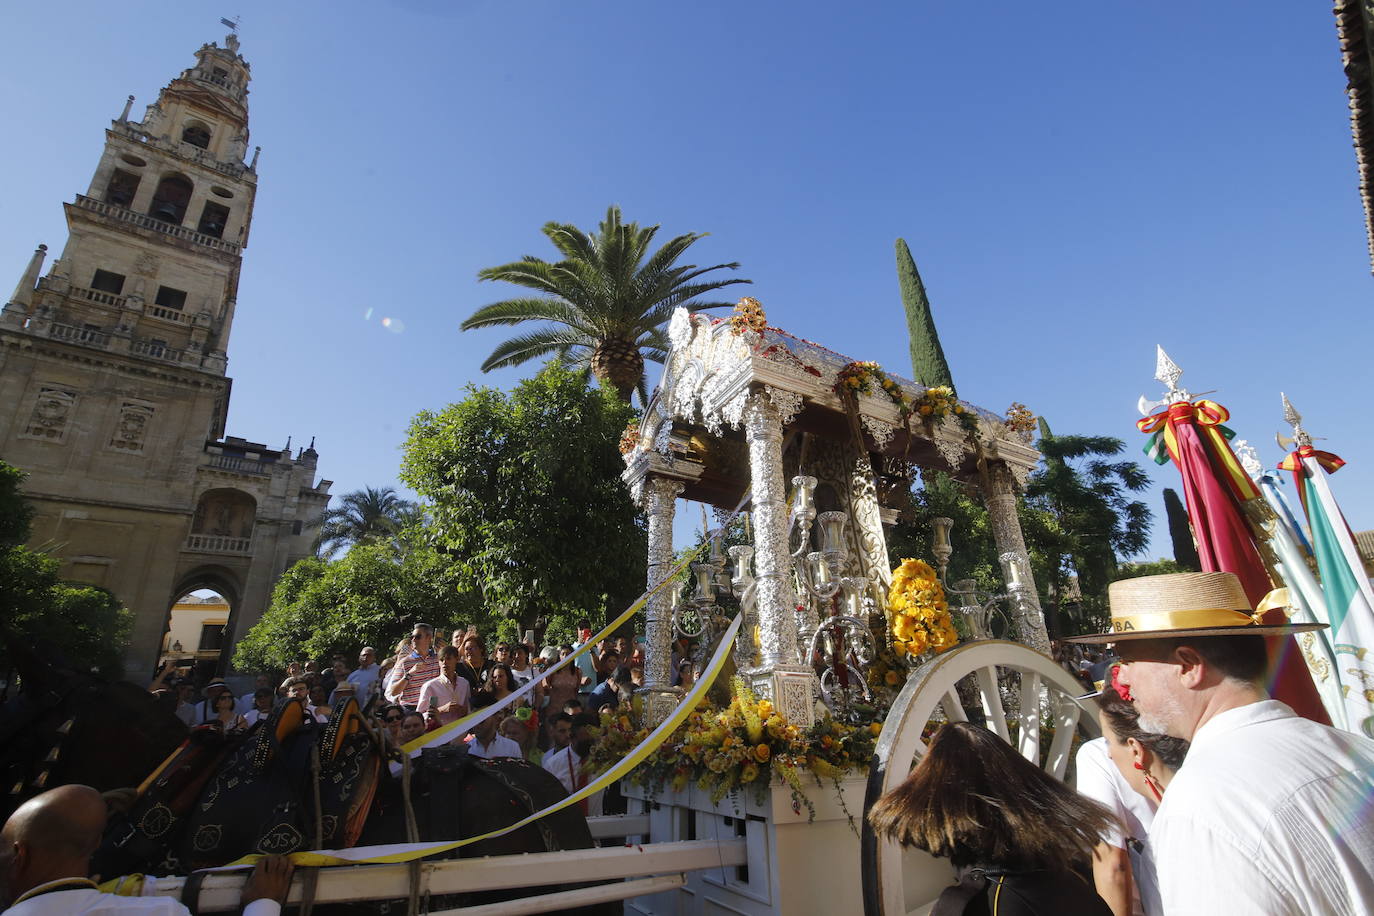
[982,460,1051,654]
[640,475,684,724]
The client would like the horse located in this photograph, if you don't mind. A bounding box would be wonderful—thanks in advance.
[0,631,187,824]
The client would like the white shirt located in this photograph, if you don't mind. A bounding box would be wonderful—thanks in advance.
[466,733,523,759]
[541,745,584,795]
[539,745,603,816]
[1151,700,1374,916]
[1075,737,1160,916]
[345,663,380,701]
[0,882,281,916]
[416,673,470,724]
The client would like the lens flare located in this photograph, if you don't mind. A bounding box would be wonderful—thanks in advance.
[363,307,374,321]
[380,317,405,334]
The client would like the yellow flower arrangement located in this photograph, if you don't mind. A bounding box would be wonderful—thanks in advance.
[887,558,960,660]
[1004,402,1037,434]
[618,420,641,455]
[729,296,768,335]
[836,361,909,416]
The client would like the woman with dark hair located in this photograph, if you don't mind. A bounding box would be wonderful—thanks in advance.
[1076,677,1189,916]
[869,722,1116,915]
[209,692,248,733]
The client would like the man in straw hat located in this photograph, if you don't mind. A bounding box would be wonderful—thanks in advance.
[1066,571,1374,915]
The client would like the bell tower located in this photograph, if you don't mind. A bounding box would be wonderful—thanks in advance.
[0,33,330,681]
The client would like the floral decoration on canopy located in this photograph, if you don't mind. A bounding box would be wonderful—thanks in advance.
[1004,402,1037,434]
[729,296,768,335]
[618,419,641,455]
[836,361,909,416]
[887,558,959,659]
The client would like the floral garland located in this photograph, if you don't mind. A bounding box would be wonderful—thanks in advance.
[836,361,909,415]
[887,559,959,659]
[1004,402,1037,434]
[729,296,768,335]
[618,420,641,455]
[583,680,876,820]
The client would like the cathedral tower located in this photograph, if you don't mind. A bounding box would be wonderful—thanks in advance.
[0,33,330,680]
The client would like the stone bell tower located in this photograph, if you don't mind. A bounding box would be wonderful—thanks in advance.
[0,33,331,680]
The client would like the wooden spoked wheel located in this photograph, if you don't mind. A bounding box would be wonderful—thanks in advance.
[860,640,1101,916]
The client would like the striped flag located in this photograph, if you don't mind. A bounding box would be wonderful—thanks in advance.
[1282,447,1374,736]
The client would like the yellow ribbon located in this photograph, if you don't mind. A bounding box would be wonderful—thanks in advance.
[1109,607,1266,633]
[206,613,743,871]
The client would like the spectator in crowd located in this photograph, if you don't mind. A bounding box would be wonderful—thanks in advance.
[379,705,405,744]
[465,696,522,759]
[344,647,381,708]
[587,666,629,714]
[493,643,511,666]
[460,634,492,687]
[596,650,622,686]
[398,711,427,745]
[386,623,441,709]
[236,675,273,716]
[670,635,693,686]
[870,722,1115,915]
[0,784,295,915]
[509,644,535,685]
[191,681,231,724]
[243,688,275,727]
[285,661,304,679]
[417,645,470,727]
[308,685,333,721]
[500,716,537,762]
[1076,674,1189,916]
[208,692,248,733]
[562,699,583,718]
[281,676,327,723]
[541,712,586,797]
[1079,571,1374,915]
[571,620,598,688]
[485,664,520,707]
[320,656,349,698]
[379,637,410,695]
[674,659,695,694]
[628,666,644,689]
[173,682,198,727]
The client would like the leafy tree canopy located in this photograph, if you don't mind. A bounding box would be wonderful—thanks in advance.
[232,531,486,673]
[400,363,647,643]
[317,485,417,557]
[0,460,132,678]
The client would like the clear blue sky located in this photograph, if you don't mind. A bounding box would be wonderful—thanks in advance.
[3,2,1371,563]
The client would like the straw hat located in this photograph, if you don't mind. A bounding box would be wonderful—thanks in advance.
[1062,571,1327,644]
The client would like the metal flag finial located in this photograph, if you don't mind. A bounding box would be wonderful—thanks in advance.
[1137,345,1196,416]
[1277,392,1313,451]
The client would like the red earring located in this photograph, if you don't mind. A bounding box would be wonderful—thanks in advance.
[1132,762,1144,770]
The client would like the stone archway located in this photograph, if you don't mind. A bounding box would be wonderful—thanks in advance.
[163,565,243,682]
[189,488,257,553]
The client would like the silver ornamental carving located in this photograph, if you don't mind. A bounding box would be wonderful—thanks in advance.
[642,476,684,696]
[860,414,897,451]
[743,393,802,670]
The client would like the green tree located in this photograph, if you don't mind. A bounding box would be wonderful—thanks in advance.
[317,486,416,557]
[0,460,133,678]
[1024,420,1152,631]
[400,363,647,640]
[1163,487,1200,571]
[233,531,487,673]
[462,206,751,403]
[895,239,956,391]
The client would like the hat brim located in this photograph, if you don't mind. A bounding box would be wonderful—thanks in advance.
[1062,621,1327,644]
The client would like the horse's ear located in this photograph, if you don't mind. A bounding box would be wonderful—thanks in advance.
[274,698,305,744]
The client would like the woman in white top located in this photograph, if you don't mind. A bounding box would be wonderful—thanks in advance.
[1076,679,1189,916]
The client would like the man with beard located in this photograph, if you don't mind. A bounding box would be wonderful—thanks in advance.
[1067,572,1374,916]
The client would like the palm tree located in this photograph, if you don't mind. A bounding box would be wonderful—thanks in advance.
[316,486,416,557]
[462,206,751,402]
[1025,421,1152,632]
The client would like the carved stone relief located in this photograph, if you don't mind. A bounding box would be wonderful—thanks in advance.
[110,401,154,452]
[25,387,78,442]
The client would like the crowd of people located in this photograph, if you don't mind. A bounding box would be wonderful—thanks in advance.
[870,570,1374,916]
[144,619,695,805]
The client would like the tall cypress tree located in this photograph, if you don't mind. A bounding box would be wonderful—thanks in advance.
[896,238,956,392]
[1163,487,1200,571]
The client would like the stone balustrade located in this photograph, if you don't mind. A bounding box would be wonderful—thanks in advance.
[49,322,109,346]
[184,533,252,554]
[73,195,240,254]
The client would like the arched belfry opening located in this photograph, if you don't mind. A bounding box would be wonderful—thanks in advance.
[148,173,193,224]
[181,120,211,149]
